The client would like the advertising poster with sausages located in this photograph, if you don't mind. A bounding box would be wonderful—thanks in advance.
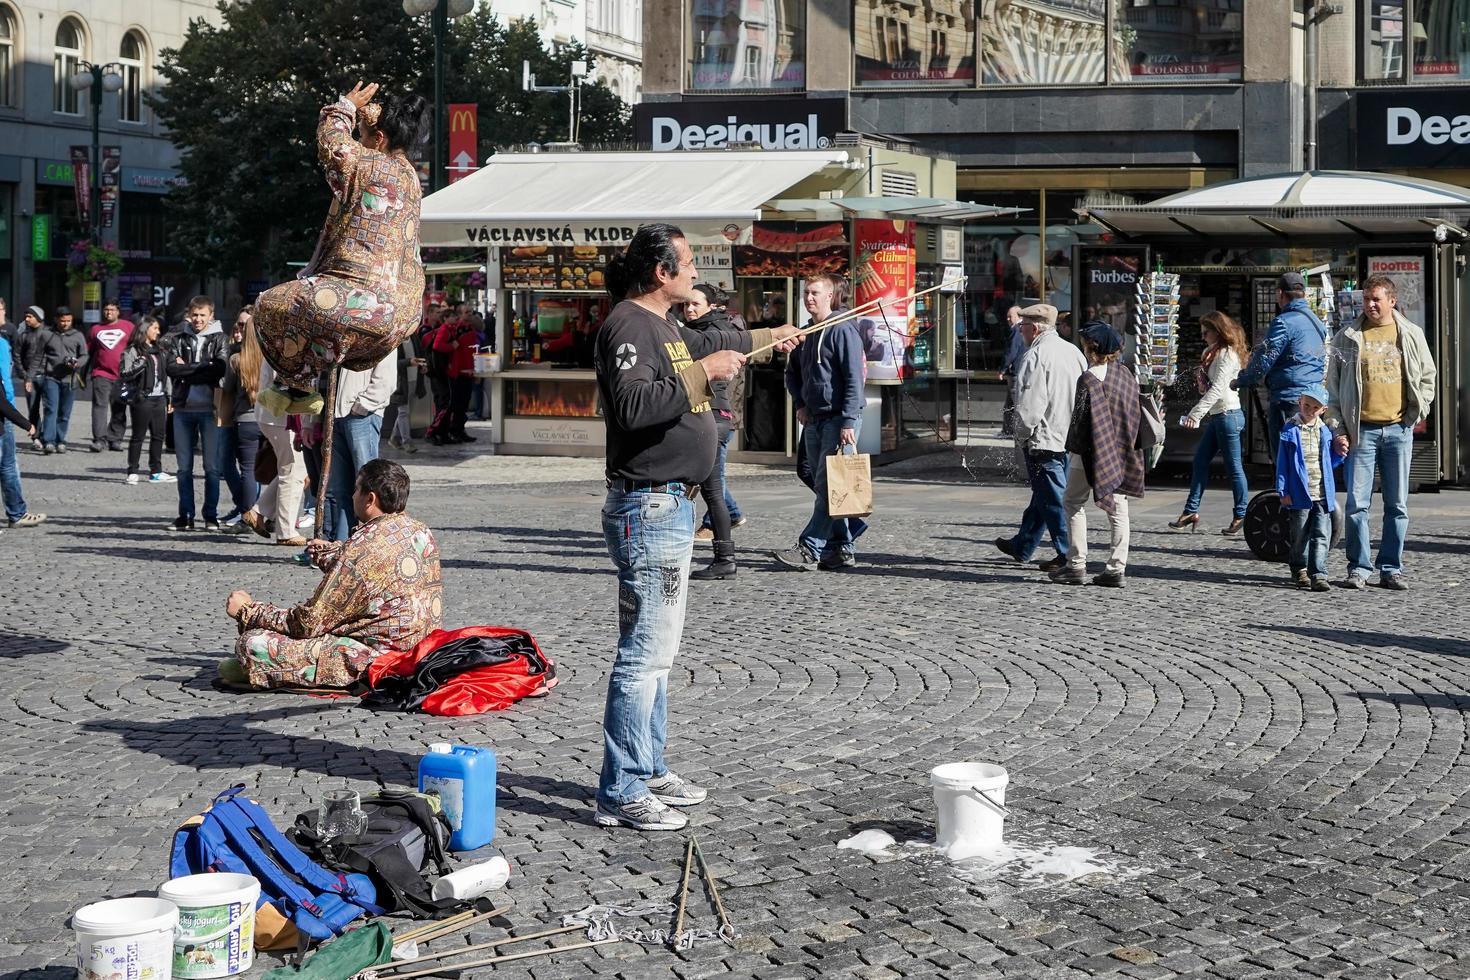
[852,219,915,378]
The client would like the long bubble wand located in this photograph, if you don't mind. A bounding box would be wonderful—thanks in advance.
[745,276,968,358]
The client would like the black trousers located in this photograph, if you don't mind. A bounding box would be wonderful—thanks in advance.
[698,423,734,543]
[90,376,128,445]
[449,377,474,435]
[128,397,167,476]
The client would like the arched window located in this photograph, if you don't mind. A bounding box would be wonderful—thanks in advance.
[53,16,85,114]
[119,30,146,122]
[0,5,17,108]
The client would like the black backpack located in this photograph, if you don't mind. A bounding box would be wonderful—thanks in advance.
[289,791,460,918]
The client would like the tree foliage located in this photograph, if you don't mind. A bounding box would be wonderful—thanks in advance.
[152,0,632,279]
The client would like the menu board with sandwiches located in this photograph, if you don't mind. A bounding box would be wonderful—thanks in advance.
[502,245,609,292]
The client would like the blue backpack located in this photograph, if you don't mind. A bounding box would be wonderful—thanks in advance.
[170,786,382,949]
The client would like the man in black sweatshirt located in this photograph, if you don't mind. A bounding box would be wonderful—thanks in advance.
[591,223,799,832]
[37,306,88,453]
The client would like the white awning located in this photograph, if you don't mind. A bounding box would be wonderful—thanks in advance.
[421,149,852,248]
[764,197,1026,222]
[1078,170,1470,240]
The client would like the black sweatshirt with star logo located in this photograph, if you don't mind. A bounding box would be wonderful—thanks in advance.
[595,299,774,485]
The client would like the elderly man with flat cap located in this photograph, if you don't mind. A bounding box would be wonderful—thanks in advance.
[994,303,1088,570]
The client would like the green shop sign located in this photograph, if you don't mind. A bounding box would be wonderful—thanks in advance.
[31,214,50,261]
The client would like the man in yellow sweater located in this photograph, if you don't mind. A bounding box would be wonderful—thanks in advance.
[1325,274,1437,591]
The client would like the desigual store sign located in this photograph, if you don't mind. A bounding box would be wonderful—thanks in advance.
[1357,90,1470,168]
[632,98,846,152]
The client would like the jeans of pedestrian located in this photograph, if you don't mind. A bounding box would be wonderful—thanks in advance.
[1062,455,1130,573]
[325,412,383,541]
[89,376,128,446]
[698,425,741,540]
[219,420,261,515]
[598,487,695,808]
[127,397,167,476]
[1007,449,1068,562]
[40,378,75,446]
[1183,408,1249,519]
[173,410,221,521]
[257,415,307,540]
[1345,420,1414,578]
[796,423,866,542]
[1290,499,1332,579]
[799,415,863,560]
[0,423,26,522]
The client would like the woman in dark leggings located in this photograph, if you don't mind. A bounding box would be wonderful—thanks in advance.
[119,316,173,484]
[684,284,743,580]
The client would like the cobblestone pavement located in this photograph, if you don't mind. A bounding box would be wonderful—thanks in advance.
[5,434,1470,980]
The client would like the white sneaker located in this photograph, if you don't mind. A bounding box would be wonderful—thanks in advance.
[297,511,315,529]
[125,473,140,485]
[646,772,708,807]
[593,795,689,831]
[149,472,176,483]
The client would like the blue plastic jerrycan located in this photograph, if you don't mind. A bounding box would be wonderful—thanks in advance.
[418,742,496,851]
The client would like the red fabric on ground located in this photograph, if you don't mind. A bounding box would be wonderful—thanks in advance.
[365,626,557,716]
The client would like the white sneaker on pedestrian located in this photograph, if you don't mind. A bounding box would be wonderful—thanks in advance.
[125,473,140,485]
[646,772,708,807]
[593,795,689,831]
[150,472,176,483]
[297,511,315,530]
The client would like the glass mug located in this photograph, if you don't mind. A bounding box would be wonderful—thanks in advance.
[319,789,367,840]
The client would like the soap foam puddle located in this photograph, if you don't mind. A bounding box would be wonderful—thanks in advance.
[837,832,1141,887]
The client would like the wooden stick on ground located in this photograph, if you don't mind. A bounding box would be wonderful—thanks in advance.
[382,938,621,980]
[394,910,475,945]
[670,836,695,950]
[692,836,734,940]
[377,925,582,972]
[406,904,513,945]
[745,277,967,359]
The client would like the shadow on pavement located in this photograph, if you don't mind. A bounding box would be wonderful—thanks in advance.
[80,704,594,826]
[57,545,285,564]
[1355,691,1470,711]
[0,634,69,659]
[1254,624,1467,657]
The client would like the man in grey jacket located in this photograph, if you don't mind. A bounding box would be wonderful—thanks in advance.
[1326,274,1436,591]
[994,304,1088,569]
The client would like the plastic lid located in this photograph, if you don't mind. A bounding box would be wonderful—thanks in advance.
[429,742,452,754]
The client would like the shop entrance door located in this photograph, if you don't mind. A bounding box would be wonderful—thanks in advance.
[737,278,795,454]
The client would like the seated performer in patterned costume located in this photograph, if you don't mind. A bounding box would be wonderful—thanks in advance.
[255,81,429,416]
[221,458,442,690]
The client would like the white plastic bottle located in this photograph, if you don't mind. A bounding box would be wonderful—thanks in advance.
[431,855,512,901]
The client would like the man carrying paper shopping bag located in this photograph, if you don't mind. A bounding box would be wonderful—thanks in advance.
[774,273,867,572]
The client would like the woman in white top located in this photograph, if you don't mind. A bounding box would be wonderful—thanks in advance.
[1171,311,1250,535]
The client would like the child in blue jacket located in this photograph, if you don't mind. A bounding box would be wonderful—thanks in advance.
[1276,383,1346,591]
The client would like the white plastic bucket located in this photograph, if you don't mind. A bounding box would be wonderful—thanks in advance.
[473,351,501,376]
[74,896,178,980]
[931,762,1009,860]
[159,874,260,979]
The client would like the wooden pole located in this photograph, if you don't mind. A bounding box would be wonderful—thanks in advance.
[671,837,695,950]
[746,277,967,359]
[381,938,620,979]
[378,925,581,972]
[313,364,342,541]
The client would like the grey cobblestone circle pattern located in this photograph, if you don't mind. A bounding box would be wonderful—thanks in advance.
[3,447,1470,979]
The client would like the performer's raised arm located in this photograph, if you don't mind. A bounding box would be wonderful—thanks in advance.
[317,80,379,202]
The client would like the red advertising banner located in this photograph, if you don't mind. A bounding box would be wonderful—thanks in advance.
[100,146,121,229]
[447,103,478,183]
[70,145,91,227]
[851,218,915,377]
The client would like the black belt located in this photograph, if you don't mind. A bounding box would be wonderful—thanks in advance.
[608,479,701,499]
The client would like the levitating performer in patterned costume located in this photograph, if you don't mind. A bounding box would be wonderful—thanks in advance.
[255,82,429,416]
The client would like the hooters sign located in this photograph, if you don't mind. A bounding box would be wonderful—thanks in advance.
[448,103,478,183]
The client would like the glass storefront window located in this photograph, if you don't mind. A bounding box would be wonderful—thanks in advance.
[1413,0,1470,79]
[1112,0,1243,82]
[1364,0,1406,79]
[689,0,805,91]
[978,0,1108,85]
[854,0,976,87]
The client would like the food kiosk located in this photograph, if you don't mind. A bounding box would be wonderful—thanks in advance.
[1076,171,1470,488]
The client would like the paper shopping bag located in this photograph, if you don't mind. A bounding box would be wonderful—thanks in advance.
[826,451,873,518]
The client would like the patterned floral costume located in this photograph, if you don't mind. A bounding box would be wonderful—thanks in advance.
[255,98,425,390]
[234,512,443,688]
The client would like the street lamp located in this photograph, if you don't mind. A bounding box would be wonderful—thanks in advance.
[70,60,124,246]
[403,0,474,193]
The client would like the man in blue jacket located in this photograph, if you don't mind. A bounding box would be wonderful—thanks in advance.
[1232,272,1328,452]
[775,274,866,571]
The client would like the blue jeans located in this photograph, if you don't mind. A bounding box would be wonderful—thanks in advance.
[699,428,743,527]
[1345,420,1414,578]
[219,421,261,515]
[1184,409,1249,519]
[599,487,695,807]
[0,423,26,522]
[40,378,75,446]
[1290,499,1332,578]
[173,410,221,521]
[799,415,863,560]
[325,413,383,541]
[1008,449,1068,561]
[796,423,867,542]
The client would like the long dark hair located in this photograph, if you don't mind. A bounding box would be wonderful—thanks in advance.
[1199,310,1248,367]
[377,92,431,160]
[129,315,161,352]
[605,224,684,301]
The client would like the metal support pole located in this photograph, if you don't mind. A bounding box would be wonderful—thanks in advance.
[1304,0,1318,172]
[432,0,447,192]
[90,76,102,245]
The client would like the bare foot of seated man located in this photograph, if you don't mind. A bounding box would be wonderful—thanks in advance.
[220,458,444,690]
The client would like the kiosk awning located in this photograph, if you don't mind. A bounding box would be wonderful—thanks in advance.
[1078,170,1470,240]
[763,197,1026,221]
[421,149,851,248]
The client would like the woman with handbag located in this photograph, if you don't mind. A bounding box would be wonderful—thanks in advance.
[120,316,173,485]
[1171,311,1250,535]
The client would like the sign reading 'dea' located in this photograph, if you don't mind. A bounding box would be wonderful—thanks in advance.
[1357,90,1470,168]
[632,98,846,152]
